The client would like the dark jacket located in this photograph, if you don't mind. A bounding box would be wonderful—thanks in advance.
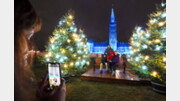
[112,54,120,66]
[101,54,107,63]
[122,54,127,63]
[104,47,114,56]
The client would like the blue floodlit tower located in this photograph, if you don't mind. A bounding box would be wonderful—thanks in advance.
[109,8,117,51]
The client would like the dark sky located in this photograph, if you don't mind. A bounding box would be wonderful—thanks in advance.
[30,0,162,51]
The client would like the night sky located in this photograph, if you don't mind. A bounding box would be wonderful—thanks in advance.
[30,0,162,51]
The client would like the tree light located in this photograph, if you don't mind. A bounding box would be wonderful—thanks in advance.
[60,58,64,62]
[163,57,166,62]
[161,12,166,18]
[152,71,157,77]
[158,22,165,27]
[142,65,147,70]
[70,62,74,66]
[155,39,160,43]
[64,64,68,68]
[67,39,71,43]
[135,57,139,61]
[46,58,50,62]
[56,54,60,58]
[155,45,161,51]
[145,55,149,60]
[142,44,148,49]
[68,15,73,19]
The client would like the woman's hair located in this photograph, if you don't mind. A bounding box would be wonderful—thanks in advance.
[14,0,41,100]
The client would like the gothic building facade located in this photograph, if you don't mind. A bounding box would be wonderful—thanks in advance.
[88,8,130,54]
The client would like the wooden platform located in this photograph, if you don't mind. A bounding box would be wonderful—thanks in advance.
[81,69,150,85]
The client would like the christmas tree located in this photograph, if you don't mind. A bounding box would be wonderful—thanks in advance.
[44,11,90,76]
[128,3,166,83]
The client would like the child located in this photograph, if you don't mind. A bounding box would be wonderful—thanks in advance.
[107,51,114,72]
[100,54,108,73]
[111,51,120,76]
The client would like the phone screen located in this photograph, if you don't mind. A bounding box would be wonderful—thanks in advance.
[48,63,61,87]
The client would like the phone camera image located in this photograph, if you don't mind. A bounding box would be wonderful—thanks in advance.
[48,63,61,87]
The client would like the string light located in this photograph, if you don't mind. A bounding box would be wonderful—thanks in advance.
[67,39,71,43]
[155,39,160,43]
[152,71,157,77]
[145,55,149,60]
[70,62,74,66]
[68,15,73,19]
[142,65,147,70]
[158,22,165,27]
[161,12,166,18]
[163,57,166,62]
[64,64,68,68]
[142,44,148,49]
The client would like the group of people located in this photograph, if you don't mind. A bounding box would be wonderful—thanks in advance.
[99,45,127,76]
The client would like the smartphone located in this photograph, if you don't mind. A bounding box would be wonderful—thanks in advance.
[48,62,61,87]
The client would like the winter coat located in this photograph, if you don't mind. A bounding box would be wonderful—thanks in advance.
[104,47,114,56]
[101,54,107,63]
[107,51,114,61]
[122,54,127,63]
[112,54,120,66]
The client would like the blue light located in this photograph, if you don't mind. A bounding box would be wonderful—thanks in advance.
[74,28,77,32]
[135,57,139,61]
[137,27,142,32]
[46,58,50,62]
[162,32,166,38]
[142,45,148,49]
[56,54,60,58]
[51,45,55,49]
[70,26,74,30]
[161,12,166,18]
[59,21,62,25]
[142,65,147,70]
[155,45,161,51]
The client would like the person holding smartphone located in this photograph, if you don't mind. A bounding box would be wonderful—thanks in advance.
[14,0,66,101]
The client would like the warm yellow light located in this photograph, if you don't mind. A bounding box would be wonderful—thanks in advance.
[155,39,160,43]
[129,46,132,49]
[73,54,77,57]
[73,33,78,38]
[78,57,81,59]
[67,21,71,26]
[86,61,90,65]
[48,52,52,56]
[148,41,151,44]
[50,38,55,43]
[145,56,149,60]
[45,54,49,58]
[163,57,166,62]
[61,49,65,54]
[158,22,165,27]
[152,71,157,77]
[70,62,74,66]
[149,19,154,24]
[64,64,68,68]
[68,15,73,19]
[67,39,71,43]
[164,66,166,69]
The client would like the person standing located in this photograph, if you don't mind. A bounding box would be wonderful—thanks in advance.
[99,54,108,73]
[104,45,114,56]
[111,51,120,76]
[122,54,127,74]
[107,51,114,73]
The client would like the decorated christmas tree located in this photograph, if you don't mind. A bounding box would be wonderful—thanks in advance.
[44,11,90,76]
[128,3,166,83]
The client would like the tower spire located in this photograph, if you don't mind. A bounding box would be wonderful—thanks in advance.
[110,8,116,23]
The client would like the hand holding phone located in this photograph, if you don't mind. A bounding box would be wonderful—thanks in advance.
[48,63,61,87]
